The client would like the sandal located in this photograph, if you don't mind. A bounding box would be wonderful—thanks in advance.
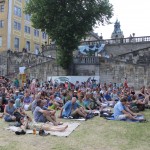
[39,129,49,136]
[15,130,26,135]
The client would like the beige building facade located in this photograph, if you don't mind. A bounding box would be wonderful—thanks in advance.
[0,0,49,53]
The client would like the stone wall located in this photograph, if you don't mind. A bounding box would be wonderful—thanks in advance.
[25,60,66,81]
[74,58,150,89]
[1,37,150,89]
[115,47,150,65]
[99,60,150,89]
[103,42,150,57]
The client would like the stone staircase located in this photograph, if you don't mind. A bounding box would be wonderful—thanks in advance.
[0,50,55,78]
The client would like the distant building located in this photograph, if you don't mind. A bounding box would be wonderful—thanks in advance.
[81,31,102,42]
[0,0,49,53]
[111,20,124,39]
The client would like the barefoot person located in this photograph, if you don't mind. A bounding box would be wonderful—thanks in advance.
[114,97,145,121]
[4,100,16,122]
[42,123,68,132]
[33,100,62,126]
[15,116,68,135]
[59,97,88,119]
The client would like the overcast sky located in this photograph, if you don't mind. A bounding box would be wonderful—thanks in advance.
[94,0,150,39]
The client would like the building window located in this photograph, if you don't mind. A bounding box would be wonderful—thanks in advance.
[14,37,19,50]
[24,25,30,34]
[0,5,4,12]
[0,37,2,47]
[14,6,21,17]
[26,41,30,51]
[25,14,31,21]
[14,21,21,30]
[34,29,39,37]
[34,44,40,55]
[42,32,47,39]
[0,20,4,28]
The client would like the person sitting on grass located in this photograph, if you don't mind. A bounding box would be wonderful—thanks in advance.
[14,96,24,109]
[103,91,115,107]
[0,97,4,112]
[59,97,89,119]
[114,97,145,122]
[47,95,62,110]
[23,91,33,111]
[111,89,120,102]
[33,100,62,126]
[4,99,16,122]
[83,93,93,111]
[77,94,90,113]
[31,93,41,113]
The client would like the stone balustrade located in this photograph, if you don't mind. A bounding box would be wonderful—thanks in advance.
[81,36,150,45]
[43,36,150,56]
[74,56,105,64]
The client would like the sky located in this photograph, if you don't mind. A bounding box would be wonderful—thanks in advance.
[94,0,150,39]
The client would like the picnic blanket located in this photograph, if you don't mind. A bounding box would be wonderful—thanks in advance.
[6,122,80,137]
[63,110,100,121]
[63,117,86,121]
[105,114,145,122]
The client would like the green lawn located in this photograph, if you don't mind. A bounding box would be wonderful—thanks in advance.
[0,110,150,150]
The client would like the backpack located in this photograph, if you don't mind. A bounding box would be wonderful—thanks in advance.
[130,106,139,113]
[137,104,145,111]
[14,112,24,122]
[100,111,113,118]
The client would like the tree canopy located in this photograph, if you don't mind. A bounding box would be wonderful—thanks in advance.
[25,0,113,72]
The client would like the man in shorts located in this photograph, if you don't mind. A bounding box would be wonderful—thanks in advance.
[60,97,88,119]
[33,100,61,126]
[114,97,145,121]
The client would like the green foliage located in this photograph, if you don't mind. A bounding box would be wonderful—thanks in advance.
[25,0,113,71]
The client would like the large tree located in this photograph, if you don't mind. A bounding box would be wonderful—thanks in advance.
[25,0,113,72]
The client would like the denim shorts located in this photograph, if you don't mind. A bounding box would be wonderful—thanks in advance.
[4,115,13,122]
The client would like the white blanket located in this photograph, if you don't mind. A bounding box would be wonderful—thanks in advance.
[6,122,80,137]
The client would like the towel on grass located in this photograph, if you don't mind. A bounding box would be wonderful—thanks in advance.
[63,110,100,121]
[105,114,145,122]
[6,122,80,137]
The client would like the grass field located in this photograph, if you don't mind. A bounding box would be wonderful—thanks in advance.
[0,110,150,150]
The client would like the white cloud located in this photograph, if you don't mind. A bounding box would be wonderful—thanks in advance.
[94,0,150,39]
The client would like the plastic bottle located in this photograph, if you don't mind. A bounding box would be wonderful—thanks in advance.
[33,128,36,135]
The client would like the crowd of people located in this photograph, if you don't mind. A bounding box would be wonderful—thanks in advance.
[0,75,149,135]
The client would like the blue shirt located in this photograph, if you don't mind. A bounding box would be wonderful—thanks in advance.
[5,105,16,116]
[62,101,79,117]
[114,101,126,119]
[24,96,32,104]
[104,94,111,101]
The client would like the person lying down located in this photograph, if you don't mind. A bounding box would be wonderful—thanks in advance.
[15,116,68,135]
